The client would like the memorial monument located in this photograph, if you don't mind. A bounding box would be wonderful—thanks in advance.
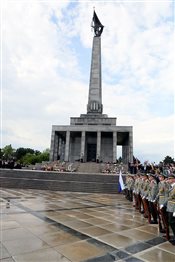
[50,11,133,164]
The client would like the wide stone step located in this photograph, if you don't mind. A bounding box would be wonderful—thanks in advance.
[0,169,125,194]
[0,178,118,193]
[0,169,118,182]
[77,162,100,173]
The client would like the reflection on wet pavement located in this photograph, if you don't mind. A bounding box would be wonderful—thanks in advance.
[0,188,175,262]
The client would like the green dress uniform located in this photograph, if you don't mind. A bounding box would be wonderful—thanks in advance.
[167,182,175,244]
[157,178,170,238]
[125,175,132,201]
[148,175,159,224]
[141,175,150,220]
[136,175,144,213]
[158,180,170,207]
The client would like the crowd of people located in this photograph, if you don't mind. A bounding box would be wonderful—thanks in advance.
[0,159,22,169]
[38,161,78,172]
[124,169,175,246]
[101,162,128,174]
[128,159,175,176]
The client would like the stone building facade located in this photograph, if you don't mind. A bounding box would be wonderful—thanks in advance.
[50,11,133,164]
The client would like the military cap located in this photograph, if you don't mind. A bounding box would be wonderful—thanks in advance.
[158,172,167,178]
[128,174,135,178]
[148,173,157,179]
[168,173,175,179]
[143,173,149,176]
[139,173,148,178]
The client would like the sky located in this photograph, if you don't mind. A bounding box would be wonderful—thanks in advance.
[1,0,174,163]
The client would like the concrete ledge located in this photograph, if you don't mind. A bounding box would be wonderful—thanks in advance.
[0,169,125,194]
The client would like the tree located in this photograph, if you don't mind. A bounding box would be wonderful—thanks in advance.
[0,148,3,159]
[34,150,41,155]
[21,149,50,165]
[1,145,50,165]
[15,147,34,161]
[39,149,50,162]
[21,153,37,165]
[1,144,15,160]
[163,156,175,165]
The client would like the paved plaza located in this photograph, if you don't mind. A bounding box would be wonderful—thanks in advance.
[0,188,175,262]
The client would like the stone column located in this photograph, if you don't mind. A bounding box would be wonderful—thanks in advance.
[64,131,70,162]
[96,131,101,162]
[129,131,133,163]
[80,131,85,162]
[122,146,129,164]
[58,137,62,160]
[49,130,55,161]
[53,134,59,161]
[113,131,117,163]
[61,140,65,161]
[126,146,129,164]
[122,145,126,164]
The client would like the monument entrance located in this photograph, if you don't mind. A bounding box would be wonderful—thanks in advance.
[87,144,96,162]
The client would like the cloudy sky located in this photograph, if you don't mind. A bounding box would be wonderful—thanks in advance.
[1,0,174,163]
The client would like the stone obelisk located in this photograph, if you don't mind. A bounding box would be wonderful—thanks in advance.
[50,10,133,164]
[87,11,104,115]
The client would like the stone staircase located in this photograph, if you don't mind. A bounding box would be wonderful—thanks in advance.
[77,162,100,173]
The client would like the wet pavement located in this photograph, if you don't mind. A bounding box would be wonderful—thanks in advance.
[0,188,175,262]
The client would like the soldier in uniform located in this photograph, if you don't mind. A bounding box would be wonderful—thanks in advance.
[134,173,144,213]
[156,172,170,239]
[125,174,131,200]
[128,174,135,202]
[125,174,135,202]
[133,173,139,209]
[141,173,151,221]
[148,174,159,224]
[167,173,175,245]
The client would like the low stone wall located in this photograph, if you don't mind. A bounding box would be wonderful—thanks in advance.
[0,169,125,194]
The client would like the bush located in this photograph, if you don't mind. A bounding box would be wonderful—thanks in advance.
[21,150,49,165]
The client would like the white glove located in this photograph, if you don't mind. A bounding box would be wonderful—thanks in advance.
[160,205,163,209]
[173,212,175,217]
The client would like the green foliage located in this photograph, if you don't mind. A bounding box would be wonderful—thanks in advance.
[0,148,3,159]
[40,150,50,162]
[22,153,37,165]
[1,144,15,160]
[163,155,175,164]
[34,150,41,155]
[0,145,50,165]
[15,148,34,160]
[21,150,49,165]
